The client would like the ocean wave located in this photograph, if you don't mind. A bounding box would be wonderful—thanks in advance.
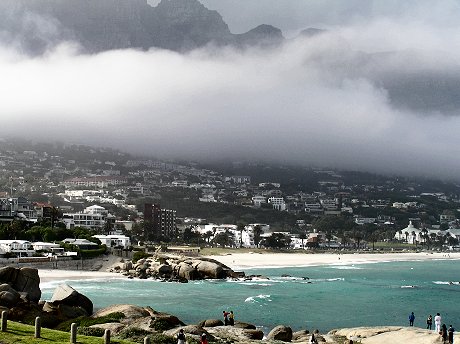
[239,282,273,286]
[433,281,460,285]
[329,265,362,270]
[245,294,272,303]
[401,285,417,288]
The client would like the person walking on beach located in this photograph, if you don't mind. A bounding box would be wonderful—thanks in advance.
[223,311,229,326]
[427,315,433,330]
[448,325,455,344]
[435,313,442,333]
[229,311,235,326]
[177,329,186,344]
[409,312,415,326]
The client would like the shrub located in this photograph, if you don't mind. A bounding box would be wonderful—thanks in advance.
[77,326,105,337]
[132,251,150,263]
[152,319,175,332]
[55,312,125,331]
[117,327,152,342]
[148,333,176,344]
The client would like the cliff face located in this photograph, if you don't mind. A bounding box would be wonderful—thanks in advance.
[0,0,278,54]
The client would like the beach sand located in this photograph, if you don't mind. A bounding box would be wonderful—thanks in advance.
[204,251,460,270]
[38,254,125,283]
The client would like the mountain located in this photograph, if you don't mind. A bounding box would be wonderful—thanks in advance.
[0,0,284,54]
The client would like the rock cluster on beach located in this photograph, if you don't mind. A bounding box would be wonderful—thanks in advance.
[0,266,95,327]
[110,254,242,282]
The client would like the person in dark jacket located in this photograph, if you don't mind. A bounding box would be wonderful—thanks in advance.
[409,312,415,326]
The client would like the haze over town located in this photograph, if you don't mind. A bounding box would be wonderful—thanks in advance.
[2,0,460,179]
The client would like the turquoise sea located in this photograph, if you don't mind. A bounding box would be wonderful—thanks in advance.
[40,259,460,333]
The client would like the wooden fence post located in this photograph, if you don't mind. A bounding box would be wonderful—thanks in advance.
[1,311,7,332]
[144,337,151,344]
[70,323,77,343]
[34,316,41,338]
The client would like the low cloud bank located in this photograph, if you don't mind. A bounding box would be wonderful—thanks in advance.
[1,18,460,179]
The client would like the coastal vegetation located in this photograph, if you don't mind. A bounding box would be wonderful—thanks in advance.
[0,320,136,344]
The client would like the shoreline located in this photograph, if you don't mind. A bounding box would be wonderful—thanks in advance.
[36,251,460,283]
[203,251,460,270]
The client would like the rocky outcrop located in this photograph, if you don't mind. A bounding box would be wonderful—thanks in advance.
[205,325,263,342]
[0,284,21,308]
[199,319,224,327]
[267,325,293,342]
[111,255,238,282]
[0,267,41,302]
[50,284,93,315]
[93,304,150,319]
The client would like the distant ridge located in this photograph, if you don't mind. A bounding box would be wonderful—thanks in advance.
[0,0,292,54]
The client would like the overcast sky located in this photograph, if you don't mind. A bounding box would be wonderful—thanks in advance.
[2,1,460,179]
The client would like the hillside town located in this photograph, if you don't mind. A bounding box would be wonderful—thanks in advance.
[0,138,459,258]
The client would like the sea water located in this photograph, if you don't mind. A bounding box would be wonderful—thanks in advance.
[40,259,460,333]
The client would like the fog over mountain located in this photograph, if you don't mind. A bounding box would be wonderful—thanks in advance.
[1,0,460,179]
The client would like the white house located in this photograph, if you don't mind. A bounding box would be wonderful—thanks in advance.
[268,197,286,211]
[0,240,35,257]
[252,196,267,208]
[63,205,114,230]
[93,235,131,248]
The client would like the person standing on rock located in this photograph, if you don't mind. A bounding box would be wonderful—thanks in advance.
[427,315,433,330]
[229,311,235,326]
[409,312,415,326]
[441,324,448,343]
[309,333,318,344]
[448,325,455,344]
[200,333,208,344]
[435,313,442,333]
[223,310,229,326]
[177,329,186,344]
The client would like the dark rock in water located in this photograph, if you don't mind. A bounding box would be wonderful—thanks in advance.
[243,329,264,340]
[199,319,224,327]
[281,274,292,277]
[0,267,41,302]
[230,271,245,278]
[50,284,93,315]
[234,321,256,330]
[267,325,293,342]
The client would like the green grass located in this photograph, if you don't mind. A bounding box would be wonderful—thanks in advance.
[0,320,137,344]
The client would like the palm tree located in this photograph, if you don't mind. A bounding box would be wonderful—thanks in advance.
[299,232,307,249]
[253,225,263,248]
[325,231,333,248]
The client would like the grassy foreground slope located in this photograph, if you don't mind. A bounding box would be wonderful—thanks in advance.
[0,321,136,344]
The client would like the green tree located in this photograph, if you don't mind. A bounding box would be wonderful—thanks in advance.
[263,233,291,249]
[253,225,263,248]
[213,231,234,248]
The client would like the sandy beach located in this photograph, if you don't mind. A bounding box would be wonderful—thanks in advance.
[36,251,460,283]
[204,251,460,270]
